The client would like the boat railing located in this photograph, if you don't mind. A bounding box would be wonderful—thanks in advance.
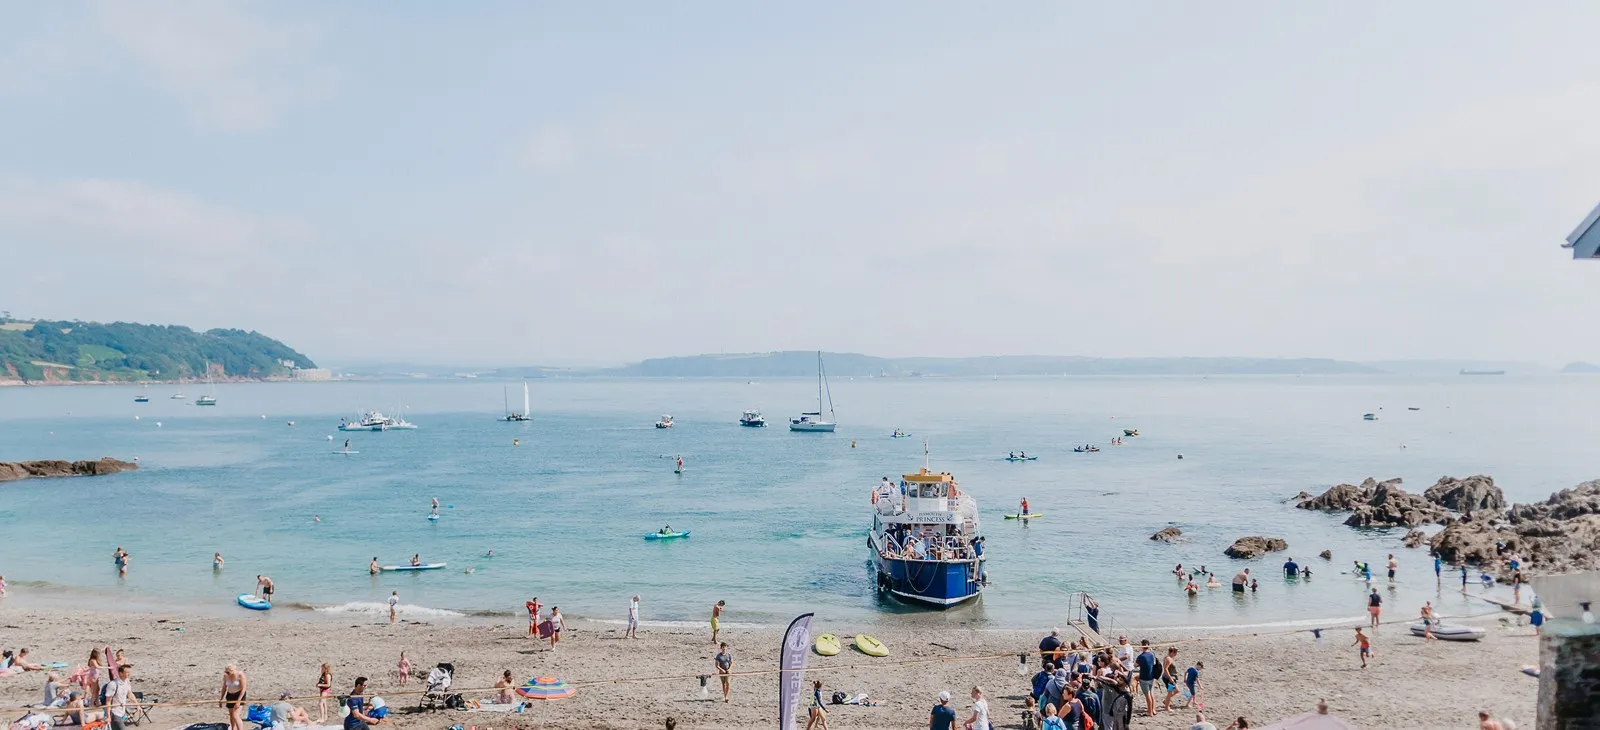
[878,531,977,563]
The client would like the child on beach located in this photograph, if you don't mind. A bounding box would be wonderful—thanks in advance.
[548,607,565,649]
[525,597,541,637]
[387,591,399,625]
[1353,628,1371,669]
[715,643,733,703]
[396,651,411,685]
[711,600,725,644]
[315,664,332,723]
[1184,660,1204,709]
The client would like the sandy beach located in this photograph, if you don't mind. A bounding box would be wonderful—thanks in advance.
[0,604,1536,730]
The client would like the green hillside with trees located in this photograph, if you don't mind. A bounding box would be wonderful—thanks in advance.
[0,317,315,383]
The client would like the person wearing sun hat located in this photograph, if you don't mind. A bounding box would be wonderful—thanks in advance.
[929,691,956,730]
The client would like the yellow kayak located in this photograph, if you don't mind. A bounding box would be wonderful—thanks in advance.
[813,633,841,656]
[854,634,889,657]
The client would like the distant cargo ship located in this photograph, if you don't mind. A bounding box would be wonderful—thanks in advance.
[1459,369,1507,376]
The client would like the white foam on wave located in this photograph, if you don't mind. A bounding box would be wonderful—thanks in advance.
[314,602,466,618]
[584,617,772,630]
[1134,614,1368,633]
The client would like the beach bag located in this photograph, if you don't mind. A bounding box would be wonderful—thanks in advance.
[444,694,466,710]
[830,691,847,705]
[245,705,270,725]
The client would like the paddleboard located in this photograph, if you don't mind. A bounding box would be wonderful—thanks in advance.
[427,514,440,521]
[1003,513,1045,520]
[381,563,447,571]
[330,451,359,455]
[40,662,68,669]
[236,594,271,611]
[644,531,691,540]
[854,634,888,657]
[814,633,841,656]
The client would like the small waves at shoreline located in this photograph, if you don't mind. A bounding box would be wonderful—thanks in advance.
[312,602,466,619]
[1134,614,1369,634]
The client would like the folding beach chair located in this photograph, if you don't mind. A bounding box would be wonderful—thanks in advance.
[125,692,158,726]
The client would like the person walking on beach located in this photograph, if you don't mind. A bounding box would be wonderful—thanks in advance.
[1386,554,1398,582]
[1161,647,1180,712]
[548,606,565,649]
[626,595,641,638]
[219,665,248,730]
[387,591,399,625]
[711,600,725,644]
[1512,570,1525,604]
[930,691,957,730]
[964,686,990,730]
[1184,660,1204,709]
[256,575,274,605]
[1352,628,1371,669]
[315,664,332,723]
[395,651,410,684]
[714,643,733,703]
[806,680,829,730]
[1135,640,1159,717]
[1366,588,1382,627]
[105,664,139,730]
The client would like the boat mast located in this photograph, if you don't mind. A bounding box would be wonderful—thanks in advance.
[503,387,509,417]
[815,351,824,416]
[523,382,530,418]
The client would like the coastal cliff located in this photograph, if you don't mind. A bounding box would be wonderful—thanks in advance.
[0,458,138,482]
[0,318,314,384]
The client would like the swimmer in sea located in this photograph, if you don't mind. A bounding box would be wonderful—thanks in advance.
[1173,564,1185,578]
[1185,579,1199,596]
[313,515,321,523]
[369,557,380,575]
[485,549,495,558]
[213,552,224,570]
[1205,574,1221,588]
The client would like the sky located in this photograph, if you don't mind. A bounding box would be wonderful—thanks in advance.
[3,2,1599,366]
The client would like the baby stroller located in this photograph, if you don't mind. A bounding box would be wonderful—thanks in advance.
[418,663,463,711]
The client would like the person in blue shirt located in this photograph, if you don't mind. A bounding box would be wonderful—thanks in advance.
[1283,558,1299,578]
[1135,640,1160,718]
[1077,683,1101,723]
[928,691,956,730]
[1433,554,1442,581]
[1031,663,1054,703]
[343,677,381,730]
[1183,661,1203,708]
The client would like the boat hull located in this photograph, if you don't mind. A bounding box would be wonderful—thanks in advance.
[739,420,766,427]
[869,549,981,608]
[790,422,836,432]
[339,423,384,432]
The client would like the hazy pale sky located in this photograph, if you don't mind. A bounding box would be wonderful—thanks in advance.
[3,2,1598,365]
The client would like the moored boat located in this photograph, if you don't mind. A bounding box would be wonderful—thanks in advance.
[739,409,766,427]
[1408,621,1485,641]
[655,414,674,429]
[867,448,983,608]
[790,351,837,432]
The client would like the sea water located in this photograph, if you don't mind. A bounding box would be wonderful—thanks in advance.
[0,375,1594,631]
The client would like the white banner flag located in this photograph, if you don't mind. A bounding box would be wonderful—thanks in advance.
[778,613,814,730]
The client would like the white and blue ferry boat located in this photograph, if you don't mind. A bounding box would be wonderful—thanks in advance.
[867,452,983,608]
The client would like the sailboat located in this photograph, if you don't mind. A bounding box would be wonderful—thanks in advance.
[789,351,837,432]
[195,363,217,406]
[134,384,149,403]
[502,382,532,422]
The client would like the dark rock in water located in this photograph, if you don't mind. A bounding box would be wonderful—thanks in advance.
[0,458,137,482]
[1150,527,1183,543]
[1291,491,1313,502]
[1225,536,1288,559]
[1341,481,1447,528]
[1318,549,1333,560]
[1428,479,1600,576]
[1403,529,1426,548]
[1423,475,1506,513]
[1298,478,1401,512]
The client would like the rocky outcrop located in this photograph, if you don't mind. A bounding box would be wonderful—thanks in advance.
[1403,529,1426,548]
[1343,481,1448,528]
[1225,536,1287,559]
[1298,478,1400,512]
[1428,479,1600,576]
[1423,475,1506,513]
[1318,549,1332,560]
[0,458,137,482]
[1150,527,1183,543]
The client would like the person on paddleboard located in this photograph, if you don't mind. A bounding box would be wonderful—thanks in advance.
[256,575,274,604]
[430,498,439,517]
[409,554,421,567]
[1020,498,1030,515]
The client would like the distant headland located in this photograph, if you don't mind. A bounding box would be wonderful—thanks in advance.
[0,317,317,384]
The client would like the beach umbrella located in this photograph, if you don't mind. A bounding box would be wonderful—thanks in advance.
[515,676,576,700]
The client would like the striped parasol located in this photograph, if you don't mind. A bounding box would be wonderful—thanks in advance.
[515,676,575,700]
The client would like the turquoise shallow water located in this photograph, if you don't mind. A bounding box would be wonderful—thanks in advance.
[0,376,1593,629]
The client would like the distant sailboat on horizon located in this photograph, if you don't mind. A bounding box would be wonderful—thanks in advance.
[790,351,837,432]
[195,362,217,406]
[502,382,532,422]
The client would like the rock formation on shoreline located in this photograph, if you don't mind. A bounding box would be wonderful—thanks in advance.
[0,458,138,482]
[1429,479,1600,575]
[1297,476,1506,528]
[1150,527,1183,543]
[1225,536,1287,559]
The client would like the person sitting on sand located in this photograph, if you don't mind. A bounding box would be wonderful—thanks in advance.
[269,692,311,730]
[14,648,44,672]
[494,670,515,704]
[343,677,382,730]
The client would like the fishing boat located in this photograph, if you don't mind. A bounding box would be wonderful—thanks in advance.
[195,363,217,406]
[790,351,837,432]
[340,411,395,431]
[386,414,418,430]
[655,414,674,429]
[134,384,149,403]
[866,444,983,608]
[739,409,766,427]
[502,382,532,422]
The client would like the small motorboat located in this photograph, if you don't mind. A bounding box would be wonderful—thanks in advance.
[1363,413,1378,421]
[739,410,766,427]
[1408,407,1421,411]
[1073,446,1101,453]
[890,430,912,438]
[1409,622,1485,642]
[655,415,674,429]
[1123,429,1139,437]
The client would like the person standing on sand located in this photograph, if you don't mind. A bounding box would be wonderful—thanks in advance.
[105,664,140,730]
[626,595,640,638]
[1161,647,1180,712]
[387,591,399,625]
[1039,629,1063,668]
[930,691,957,730]
[395,651,411,685]
[1512,570,1525,604]
[315,664,332,723]
[711,600,725,644]
[1352,628,1371,669]
[525,597,541,637]
[1367,588,1382,627]
[964,685,989,730]
[1135,640,1159,717]
[219,665,248,730]
[714,643,733,703]
[548,606,565,649]
[1478,711,1505,730]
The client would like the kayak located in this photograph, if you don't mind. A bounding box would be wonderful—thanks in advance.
[236,594,271,611]
[854,634,889,657]
[381,563,447,571]
[644,531,691,540]
[1005,456,1038,461]
[814,633,841,656]
[1003,513,1045,520]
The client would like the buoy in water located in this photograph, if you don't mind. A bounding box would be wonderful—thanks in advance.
[1177,454,1183,459]
[134,415,140,420]
[851,441,857,448]
[154,422,161,428]
[260,414,267,419]
[513,438,520,446]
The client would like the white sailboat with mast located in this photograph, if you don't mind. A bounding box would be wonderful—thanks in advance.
[195,362,217,406]
[789,351,837,432]
[502,381,532,422]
